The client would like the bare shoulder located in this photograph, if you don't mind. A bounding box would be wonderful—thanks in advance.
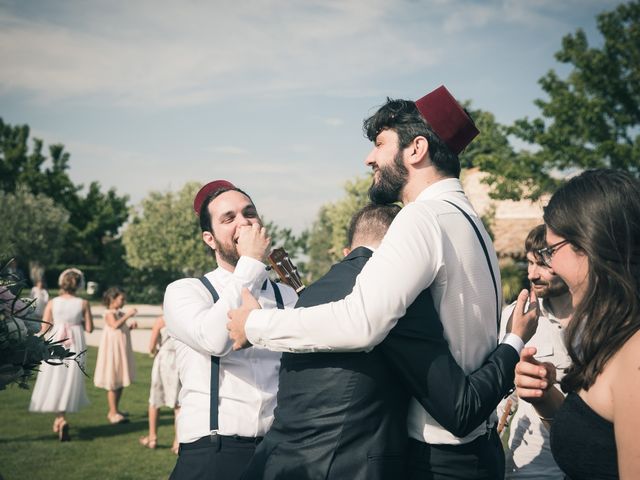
[611,329,640,385]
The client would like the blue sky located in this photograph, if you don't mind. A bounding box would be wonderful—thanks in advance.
[0,0,622,232]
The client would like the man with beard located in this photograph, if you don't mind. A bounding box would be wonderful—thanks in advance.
[500,224,573,479]
[243,204,532,480]
[228,85,539,479]
[163,180,298,480]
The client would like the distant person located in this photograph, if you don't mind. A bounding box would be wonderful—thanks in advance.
[27,277,49,333]
[29,268,94,441]
[139,315,181,454]
[514,169,640,479]
[93,286,138,424]
[499,224,573,479]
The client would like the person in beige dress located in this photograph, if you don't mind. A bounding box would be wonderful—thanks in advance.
[139,315,181,453]
[93,286,137,424]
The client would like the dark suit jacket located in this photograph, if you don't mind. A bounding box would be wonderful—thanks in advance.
[243,247,518,480]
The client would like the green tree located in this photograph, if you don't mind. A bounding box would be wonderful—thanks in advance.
[122,182,211,277]
[0,118,130,266]
[492,1,640,200]
[0,186,70,273]
[306,176,372,281]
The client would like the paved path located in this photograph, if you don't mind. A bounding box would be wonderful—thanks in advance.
[85,304,162,354]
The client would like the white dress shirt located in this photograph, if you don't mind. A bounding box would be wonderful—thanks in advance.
[246,178,520,445]
[500,299,570,479]
[164,256,297,443]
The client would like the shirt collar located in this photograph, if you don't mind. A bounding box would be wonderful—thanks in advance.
[415,178,465,203]
[539,297,563,325]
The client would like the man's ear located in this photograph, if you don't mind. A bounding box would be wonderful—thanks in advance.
[202,231,216,251]
[407,136,429,166]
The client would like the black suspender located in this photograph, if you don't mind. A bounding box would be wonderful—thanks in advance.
[442,200,501,337]
[198,276,284,435]
[199,276,221,433]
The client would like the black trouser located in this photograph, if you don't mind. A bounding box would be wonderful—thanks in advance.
[170,434,263,480]
[407,428,505,480]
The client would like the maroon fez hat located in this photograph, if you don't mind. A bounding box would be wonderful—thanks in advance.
[414,85,479,155]
[193,180,236,214]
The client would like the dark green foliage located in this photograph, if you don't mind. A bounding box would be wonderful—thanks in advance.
[487,1,640,200]
[0,118,130,268]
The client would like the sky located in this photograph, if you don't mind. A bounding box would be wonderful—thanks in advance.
[0,0,623,233]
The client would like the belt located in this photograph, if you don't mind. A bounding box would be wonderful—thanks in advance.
[179,434,264,451]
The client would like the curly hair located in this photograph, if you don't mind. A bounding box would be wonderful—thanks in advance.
[363,98,462,178]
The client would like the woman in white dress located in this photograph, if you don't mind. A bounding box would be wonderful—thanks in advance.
[29,268,94,441]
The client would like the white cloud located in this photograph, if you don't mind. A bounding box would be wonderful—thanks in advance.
[323,117,344,127]
[0,0,437,107]
[209,146,249,156]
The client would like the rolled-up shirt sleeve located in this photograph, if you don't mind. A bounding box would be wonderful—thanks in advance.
[164,256,268,356]
[245,202,445,352]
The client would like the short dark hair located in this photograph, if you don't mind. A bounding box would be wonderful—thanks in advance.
[363,98,462,178]
[524,224,546,259]
[347,203,401,248]
[103,286,126,307]
[198,186,255,233]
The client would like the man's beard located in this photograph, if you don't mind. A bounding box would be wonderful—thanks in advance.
[214,237,240,267]
[531,276,569,299]
[368,150,408,204]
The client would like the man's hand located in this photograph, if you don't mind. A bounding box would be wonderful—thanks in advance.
[227,288,261,350]
[508,288,539,344]
[236,224,270,262]
[514,346,556,405]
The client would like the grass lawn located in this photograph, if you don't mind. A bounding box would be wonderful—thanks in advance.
[0,347,178,480]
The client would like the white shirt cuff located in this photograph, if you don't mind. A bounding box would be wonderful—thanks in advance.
[234,256,267,280]
[500,333,525,355]
[246,309,267,347]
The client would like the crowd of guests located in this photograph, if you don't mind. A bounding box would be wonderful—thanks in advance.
[23,84,640,479]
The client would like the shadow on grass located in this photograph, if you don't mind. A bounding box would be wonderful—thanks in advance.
[0,434,56,444]
[0,416,174,444]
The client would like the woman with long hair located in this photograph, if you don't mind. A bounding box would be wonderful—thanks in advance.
[513,169,640,478]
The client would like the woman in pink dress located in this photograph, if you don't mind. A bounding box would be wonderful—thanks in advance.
[93,286,138,424]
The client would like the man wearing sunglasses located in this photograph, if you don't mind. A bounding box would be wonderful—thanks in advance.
[499,224,574,479]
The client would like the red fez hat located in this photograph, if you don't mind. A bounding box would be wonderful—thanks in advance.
[414,85,479,155]
[193,180,236,214]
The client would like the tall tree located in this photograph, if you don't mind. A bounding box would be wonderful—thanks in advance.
[122,182,211,277]
[0,118,130,265]
[493,1,640,200]
[0,186,70,273]
[305,176,372,282]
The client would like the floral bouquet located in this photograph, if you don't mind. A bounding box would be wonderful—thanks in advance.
[0,259,85,390]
